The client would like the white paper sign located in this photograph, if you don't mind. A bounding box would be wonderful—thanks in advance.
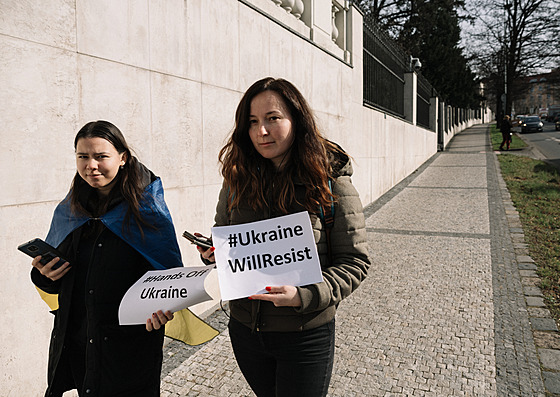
[211,211,323,301]
[118,265,214,325]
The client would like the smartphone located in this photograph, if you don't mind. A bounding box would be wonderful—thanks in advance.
[182,231,213,249]
[18,238,68,270]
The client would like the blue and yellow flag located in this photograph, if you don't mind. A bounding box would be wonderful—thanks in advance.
[39,177,219,345]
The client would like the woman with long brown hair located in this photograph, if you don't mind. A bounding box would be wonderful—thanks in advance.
[198,78,371,396]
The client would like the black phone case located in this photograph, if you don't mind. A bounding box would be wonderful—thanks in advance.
[18,238,67,269]
[182,231,213,249]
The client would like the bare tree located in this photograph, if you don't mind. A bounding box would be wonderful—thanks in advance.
[356,0,413,37]
[358,0,474,38]
[463,0,560,122]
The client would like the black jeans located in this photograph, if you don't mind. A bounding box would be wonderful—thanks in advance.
[228,317,335,397]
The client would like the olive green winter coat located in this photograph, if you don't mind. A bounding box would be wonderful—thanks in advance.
[214,149,371,332]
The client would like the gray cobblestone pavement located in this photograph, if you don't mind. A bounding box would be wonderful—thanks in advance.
[160,124,559,396]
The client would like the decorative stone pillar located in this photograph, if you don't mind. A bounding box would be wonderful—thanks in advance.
[404,72,418,125]
[430,96,439,133]
[281,0,295,12]
[331,5,339,42]
[291,0,304,19]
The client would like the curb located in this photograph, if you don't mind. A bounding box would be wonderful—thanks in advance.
[513,132,547,161]
[495,153,560,396]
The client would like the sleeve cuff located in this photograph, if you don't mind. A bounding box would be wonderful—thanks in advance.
[295,285,319,313]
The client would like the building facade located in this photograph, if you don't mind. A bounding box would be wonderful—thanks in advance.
[513,68,560,118]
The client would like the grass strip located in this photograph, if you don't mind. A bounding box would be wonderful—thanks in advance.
[490,123,527,151]
[492,124,560,326]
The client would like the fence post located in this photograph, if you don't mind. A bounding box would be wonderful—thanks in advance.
[439,100,445,136]
[404,72,417,125]
[452,106,457,134]
[430,96,441,150]
[439,101,445,135]
[430,96,438,132]
[446,105,452,134]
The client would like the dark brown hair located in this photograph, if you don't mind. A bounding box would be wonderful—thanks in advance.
[70,120,146,228]
[219,77,341,213]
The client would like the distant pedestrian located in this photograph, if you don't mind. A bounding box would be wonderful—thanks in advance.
[195,77,371,397]
[499,115,512,151]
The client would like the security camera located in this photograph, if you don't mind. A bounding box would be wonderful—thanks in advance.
[410,57,422,71]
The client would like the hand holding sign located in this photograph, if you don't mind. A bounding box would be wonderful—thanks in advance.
[211,211,323,301]
[249,285,302,307]
[146,310,174,331]
[119,265,215,325]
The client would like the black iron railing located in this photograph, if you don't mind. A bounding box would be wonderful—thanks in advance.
[362,16,407,118]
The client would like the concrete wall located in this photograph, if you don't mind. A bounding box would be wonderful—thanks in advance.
[1,0,474,394]
[437,104,494,150]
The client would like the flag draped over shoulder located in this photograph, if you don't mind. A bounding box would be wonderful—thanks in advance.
[45,178,182,270]
[38,177,219,345]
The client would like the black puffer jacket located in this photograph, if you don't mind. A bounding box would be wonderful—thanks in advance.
[31,168,166,397]
[214,147,371,332]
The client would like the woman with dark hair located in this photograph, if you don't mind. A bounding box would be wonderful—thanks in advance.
[197,78,371,396]
[31,120,182,396]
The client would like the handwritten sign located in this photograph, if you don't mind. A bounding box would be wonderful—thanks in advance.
[118,265,214,325]
[211,211,323,301]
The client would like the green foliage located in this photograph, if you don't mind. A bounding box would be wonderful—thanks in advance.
[395,0,483,108]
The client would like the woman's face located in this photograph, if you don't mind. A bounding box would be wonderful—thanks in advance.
[76,137,126,195]
[249,90,294,170]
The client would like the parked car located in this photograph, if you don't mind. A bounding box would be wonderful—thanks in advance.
[513,115,525,126]
[520,116,544,133]
[556,119,560,131]
[512,115,527,131]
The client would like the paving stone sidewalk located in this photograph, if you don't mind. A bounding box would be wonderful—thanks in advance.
[160,124,559,396]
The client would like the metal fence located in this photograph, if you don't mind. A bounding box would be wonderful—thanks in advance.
[360,6,483,136]
[362,15,407,118]
[362,10,437,131]
[417,73,434,129]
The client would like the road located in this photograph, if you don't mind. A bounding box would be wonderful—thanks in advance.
[515,121,560,171]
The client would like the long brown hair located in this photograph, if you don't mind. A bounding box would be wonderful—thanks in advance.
[219,77,341,214]
[70,121,147,228]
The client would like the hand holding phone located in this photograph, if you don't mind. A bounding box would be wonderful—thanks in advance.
[182,231,213,249]
[18,238,69,270]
